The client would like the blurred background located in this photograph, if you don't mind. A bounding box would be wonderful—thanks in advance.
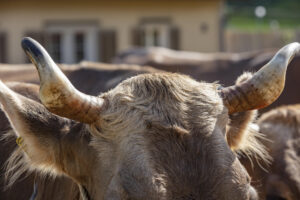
[0,0,299,64]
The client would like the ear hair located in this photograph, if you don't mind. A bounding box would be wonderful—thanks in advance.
[226,110,258,150]
[0,82,68,184]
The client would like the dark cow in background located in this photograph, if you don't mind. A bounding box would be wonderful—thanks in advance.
[0,38,298,199]
[113,47,274,85]
[0,64,161,200]
[241,104,300,200]
[114,47,300,112]
[0,63,161,92]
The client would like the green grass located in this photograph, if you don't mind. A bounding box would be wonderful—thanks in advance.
[226,16,300,32]
[225,1,300,32]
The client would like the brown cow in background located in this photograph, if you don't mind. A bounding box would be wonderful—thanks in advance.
[241,104,300,200]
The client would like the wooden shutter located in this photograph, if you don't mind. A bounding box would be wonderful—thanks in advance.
[24,31,46,63]
[296,30,300,43]
[0,32,7,63]
[99,30,117,63]
[169,27,180,50]
[131,27,145,47]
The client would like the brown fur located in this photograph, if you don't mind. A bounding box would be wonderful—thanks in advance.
[89,73,261,199]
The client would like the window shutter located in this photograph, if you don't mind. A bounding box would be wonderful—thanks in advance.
[0,32,7,63]
[131,27,145,47]
[24,31,46,62]
[99,30,117,63]
[169,27,180,50]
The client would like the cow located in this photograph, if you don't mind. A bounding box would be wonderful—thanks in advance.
[113,47,300,112]
[0,37,299,199]
[240,104,300,200]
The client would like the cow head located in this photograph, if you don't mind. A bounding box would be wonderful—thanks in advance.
[1,38,299,200]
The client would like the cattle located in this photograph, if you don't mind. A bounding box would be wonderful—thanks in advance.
[114,47,300,112]
[240,104,300,200]
[0,38,299,199]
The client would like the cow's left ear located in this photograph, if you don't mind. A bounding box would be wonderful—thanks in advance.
[0,80,77,175]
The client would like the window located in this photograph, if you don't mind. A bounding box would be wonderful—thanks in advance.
[45,22,99,64]
[0,32,7,63]
[75,32,84,63]
[142,23,170,48]
[132,18,180,50]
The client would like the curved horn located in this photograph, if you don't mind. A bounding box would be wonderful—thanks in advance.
[221,42,300,114]
[21,37,104,123]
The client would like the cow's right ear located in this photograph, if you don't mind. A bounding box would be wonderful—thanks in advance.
[226,73,270,162]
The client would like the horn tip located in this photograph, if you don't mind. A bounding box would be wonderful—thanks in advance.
[21,37,45,62]
[21,37,35,51]
[283,42,300,54]
[288,42,300,49]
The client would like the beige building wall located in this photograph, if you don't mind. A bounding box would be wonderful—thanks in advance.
[0,0,223,64]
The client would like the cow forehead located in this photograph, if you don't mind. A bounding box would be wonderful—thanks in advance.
[96,72,229,161]
[91,73,252,199]
[104,73,223,111]
[99,73,225,135]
